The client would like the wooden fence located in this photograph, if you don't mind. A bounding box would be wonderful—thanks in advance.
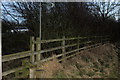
[2,36,109,78]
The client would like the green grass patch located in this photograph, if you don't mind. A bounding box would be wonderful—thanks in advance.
[86,72,95,77]
[54,72,66,78]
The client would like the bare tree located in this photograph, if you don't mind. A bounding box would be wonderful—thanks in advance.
[1,2,40,36]
[88,1,120,21]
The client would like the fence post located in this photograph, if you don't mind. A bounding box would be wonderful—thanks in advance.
[30,36,35,64]
[62,36,66,60]
[77,36,80,53]
[36,37,41,62]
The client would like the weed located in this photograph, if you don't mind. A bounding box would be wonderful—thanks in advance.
[54,72,66,78]
[86,72,95,77]
[75,63,82,69]
[108,72,118,78]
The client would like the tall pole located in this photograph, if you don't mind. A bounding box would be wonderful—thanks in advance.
[40,2,41,40]
[0,2,2,79]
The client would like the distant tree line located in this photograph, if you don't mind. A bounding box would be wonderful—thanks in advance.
[1,2,120,55]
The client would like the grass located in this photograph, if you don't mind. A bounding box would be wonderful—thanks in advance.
[87,72,95,77]
[30,43,118,78]
[54,72,66,78]
[75,63,82,69]
[108,72,118,78]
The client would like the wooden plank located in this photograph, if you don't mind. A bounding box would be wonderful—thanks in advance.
[35,37,89,44]
[2,42,100,63]
[65,37,78,40]
[35,53,63,64]
[64,43,78,48]
[2,66,27,76]
[65,48,79,55]
[41,41,91,53]
[59,43,102,62]
[41,57,53,63]
[65,46,91,55]
[78,37,88,39]
[35,39,63,44]
[79,41,92,45]
[59,53,76,62]
[64,43,101,56]
[33,36,106,44]
[40,46,63,53]
[2,51,31,62]
[35,43,78,52]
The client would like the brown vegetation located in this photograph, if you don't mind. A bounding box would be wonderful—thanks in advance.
[32,43,118,78]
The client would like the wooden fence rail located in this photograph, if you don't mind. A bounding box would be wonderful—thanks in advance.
[2,36,110,77]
